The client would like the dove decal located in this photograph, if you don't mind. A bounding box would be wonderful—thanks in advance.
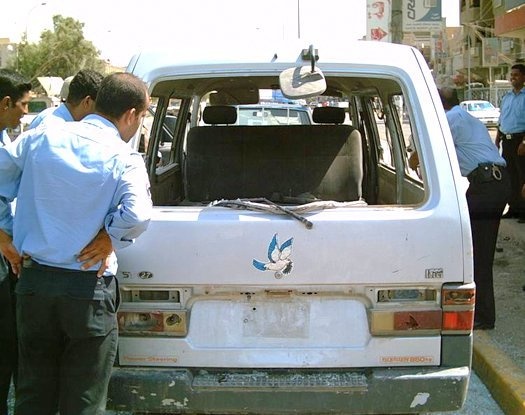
[252,233,294,279]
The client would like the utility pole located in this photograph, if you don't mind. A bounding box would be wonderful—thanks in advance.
[297,0,301,39]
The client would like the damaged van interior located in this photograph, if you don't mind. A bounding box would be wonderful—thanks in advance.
[138,63,423,214]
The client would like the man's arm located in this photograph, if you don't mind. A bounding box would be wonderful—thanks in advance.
[104,153,152,250]
[495,129,503,149]
[0,139,27,275]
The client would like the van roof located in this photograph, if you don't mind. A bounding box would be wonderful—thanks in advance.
[126,40,423,83]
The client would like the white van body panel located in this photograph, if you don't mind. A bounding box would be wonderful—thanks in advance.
[118,207,466,286]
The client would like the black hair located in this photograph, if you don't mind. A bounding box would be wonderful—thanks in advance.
[511,63,525,75]
[0,69,32,105]
[95,72,148,119]
[67,69,104,105]
[439,86,460,108]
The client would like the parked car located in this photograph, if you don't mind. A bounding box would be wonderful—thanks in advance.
[109,40,474,414]
[236,103,312,125]
[459,99,500,128]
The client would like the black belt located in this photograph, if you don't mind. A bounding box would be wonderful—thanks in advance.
[503,132,525,140]
[22,257,97,275]
[467,163,505,184]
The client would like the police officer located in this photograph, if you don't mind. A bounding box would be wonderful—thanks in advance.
[440,87,510,330]
[495,63,525,220]
[0,72,153,415]
[0,68,31,415]
[28,69,104,129]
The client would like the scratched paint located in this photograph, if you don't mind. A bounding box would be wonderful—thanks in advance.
[161,397,189,408]
[410,392,430,408]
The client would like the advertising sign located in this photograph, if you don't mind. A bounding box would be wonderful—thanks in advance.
[366,0,391,42]
[402,0,442,33]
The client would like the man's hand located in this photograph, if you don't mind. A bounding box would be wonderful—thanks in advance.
[78,228,114,277]
[408,151,419,171]
[495,131,502,149]
[518,142,525,157]
[0,229,21,275]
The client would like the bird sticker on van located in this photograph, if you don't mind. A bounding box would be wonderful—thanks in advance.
[253,234,294,279]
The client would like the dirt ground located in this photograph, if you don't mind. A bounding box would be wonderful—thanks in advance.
[491,219,525,372]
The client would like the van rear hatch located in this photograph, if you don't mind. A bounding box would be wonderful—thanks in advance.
[116,207,473,369]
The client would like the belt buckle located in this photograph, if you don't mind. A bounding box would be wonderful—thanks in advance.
[506,134,512,140]
[22,256,33,268]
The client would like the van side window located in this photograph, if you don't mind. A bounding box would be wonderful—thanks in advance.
[390,94,419,181]
[157,98,183,167]
[368,94,424,205]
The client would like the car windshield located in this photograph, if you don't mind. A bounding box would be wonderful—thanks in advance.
[468,102,494,111]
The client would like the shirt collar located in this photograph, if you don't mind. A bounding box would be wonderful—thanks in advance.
[81,114,121,137]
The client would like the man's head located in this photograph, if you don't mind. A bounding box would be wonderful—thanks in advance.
[95,72,149,142]
[509,63,525,92]
[438,87,460,111]
[0,69,32,131]
[66,69,104,121]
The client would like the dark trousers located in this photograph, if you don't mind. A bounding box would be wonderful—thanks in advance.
[466,169,511,326]
[14,265,118,415]
[0,261,17,415]
[501,137,525,215]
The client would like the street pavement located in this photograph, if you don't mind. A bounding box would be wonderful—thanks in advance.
[474,218,525,415]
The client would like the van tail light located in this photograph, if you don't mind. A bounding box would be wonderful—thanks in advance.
[369,284,475,336]
[441,283,475,334]
[117,310,188,337]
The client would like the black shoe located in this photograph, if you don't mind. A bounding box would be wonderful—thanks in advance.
[473,321,495,330]
[502,211,519,219]
[518,217,525,223]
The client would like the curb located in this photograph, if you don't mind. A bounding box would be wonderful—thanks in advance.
[473,331,525,415]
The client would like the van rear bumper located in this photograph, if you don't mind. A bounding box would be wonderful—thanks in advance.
[107,366,470,414]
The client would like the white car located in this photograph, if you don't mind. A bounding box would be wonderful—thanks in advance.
[460,100,500,128]
[236,103,312,125]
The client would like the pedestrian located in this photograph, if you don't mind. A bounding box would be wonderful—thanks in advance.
[495,63,525,221]
[28,69,104,129]
[439,87,511,330]
[0,68,31,415]
[0,72,153,415]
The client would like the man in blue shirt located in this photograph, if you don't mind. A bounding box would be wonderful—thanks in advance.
[495,63,525,220]
[0,68,31,415]
[0,72,153,415]
[440,87,510,330]
[28,69,104,129]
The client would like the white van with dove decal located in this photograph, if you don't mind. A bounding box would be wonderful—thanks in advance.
[107,40,474,414]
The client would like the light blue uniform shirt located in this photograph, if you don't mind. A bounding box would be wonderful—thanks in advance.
[28,103,74,129]
[498,88,525,134]
[0,131,9,281]
[0,114,152,275]
[0,129,10,147]
[446,105,506,177]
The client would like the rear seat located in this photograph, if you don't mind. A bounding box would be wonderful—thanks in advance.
[185,106,363,202]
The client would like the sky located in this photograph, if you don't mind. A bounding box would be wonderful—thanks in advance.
[0,0,460,68]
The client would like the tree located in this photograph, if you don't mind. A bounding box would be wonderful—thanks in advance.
[10,15,105,83]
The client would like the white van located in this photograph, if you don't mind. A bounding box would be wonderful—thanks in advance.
[107,40,474,414]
